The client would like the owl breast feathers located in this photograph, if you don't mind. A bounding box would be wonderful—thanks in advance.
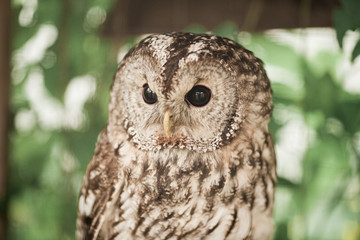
[77,32,276,240]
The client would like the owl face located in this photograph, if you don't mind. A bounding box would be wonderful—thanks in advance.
[108,33,272,152]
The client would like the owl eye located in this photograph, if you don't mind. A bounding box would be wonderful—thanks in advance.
[185,85,212,107]
[142,84,157,104]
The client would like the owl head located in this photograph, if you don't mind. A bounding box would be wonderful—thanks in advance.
[107,32,272,152]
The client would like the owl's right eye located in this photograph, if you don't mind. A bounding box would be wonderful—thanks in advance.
[185,85,212,107]
[142,84,158,104]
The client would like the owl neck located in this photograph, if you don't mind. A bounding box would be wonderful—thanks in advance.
[116,131,265,206]
[117,144,224,203]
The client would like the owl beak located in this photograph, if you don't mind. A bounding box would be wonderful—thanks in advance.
[163,109,173,138]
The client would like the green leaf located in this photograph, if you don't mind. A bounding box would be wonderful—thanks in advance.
[276,176,299,188]
[333,0,360,60]
[333,8,353,48]
[351,39,360,61]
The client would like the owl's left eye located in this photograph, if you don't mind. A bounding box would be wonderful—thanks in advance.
[142,84,158,104]
[185,85,212,107]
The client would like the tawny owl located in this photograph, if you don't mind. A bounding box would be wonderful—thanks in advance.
[76,32,276,240]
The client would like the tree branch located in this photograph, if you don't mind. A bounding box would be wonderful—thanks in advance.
[0,0,11,238]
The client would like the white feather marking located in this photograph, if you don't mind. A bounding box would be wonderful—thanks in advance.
[148,35,173,67]
[188,41,206,52]
[178,53,199,68]
[89,170,99,179]
[229,206,251,239]
[78,190,96,216]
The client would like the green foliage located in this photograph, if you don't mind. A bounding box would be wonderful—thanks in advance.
[9,0,117,239]
[334,0,360,61]
[9,4,360,240]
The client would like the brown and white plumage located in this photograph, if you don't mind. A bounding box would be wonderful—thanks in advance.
[77,32,276,240]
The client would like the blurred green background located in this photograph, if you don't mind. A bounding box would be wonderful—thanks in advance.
[5,0,360,239]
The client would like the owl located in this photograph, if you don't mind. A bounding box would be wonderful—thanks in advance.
[76,32,276,240]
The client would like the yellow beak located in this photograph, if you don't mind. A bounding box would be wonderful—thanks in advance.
[163,110,173,138]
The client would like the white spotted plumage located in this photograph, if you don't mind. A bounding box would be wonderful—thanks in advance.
[77,32,276,240]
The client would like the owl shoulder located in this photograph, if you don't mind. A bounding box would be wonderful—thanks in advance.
[77,127,123,239]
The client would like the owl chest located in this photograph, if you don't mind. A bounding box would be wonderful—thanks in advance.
[103,150,254,239]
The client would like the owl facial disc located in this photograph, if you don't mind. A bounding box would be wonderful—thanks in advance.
[108,32,273,152]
